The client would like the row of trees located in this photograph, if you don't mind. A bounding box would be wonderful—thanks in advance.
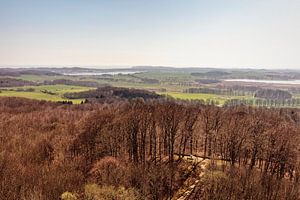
[225,98,300,107]
[254,88,292,100]
[185,87,252,96]
[0,97,299,199]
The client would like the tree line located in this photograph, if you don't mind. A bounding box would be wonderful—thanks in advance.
[225,98,300,107]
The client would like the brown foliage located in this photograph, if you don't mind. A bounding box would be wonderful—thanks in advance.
[0,97,299,199]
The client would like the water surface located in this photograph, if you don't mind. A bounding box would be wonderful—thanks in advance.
[225,79,300,85]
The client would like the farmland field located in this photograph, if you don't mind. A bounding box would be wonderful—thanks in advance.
[159,92,254,105]
[1,68,300,107]
[0,84,94,103]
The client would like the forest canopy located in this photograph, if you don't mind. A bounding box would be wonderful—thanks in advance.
[0,96,299,200]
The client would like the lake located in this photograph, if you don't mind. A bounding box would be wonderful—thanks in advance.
[224,79,300,85]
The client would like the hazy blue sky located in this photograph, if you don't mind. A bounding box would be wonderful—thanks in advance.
[0,0,299,68]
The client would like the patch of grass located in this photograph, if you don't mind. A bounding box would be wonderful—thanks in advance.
[17,75,74,82]
[159,92,254,105]
[294,94,300,98]
[18,84,94,94]
[0,84,94,104]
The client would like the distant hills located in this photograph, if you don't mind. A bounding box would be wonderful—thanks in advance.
[1,66,300,80]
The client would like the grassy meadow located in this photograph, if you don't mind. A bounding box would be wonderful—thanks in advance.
[1,72,300,107]
[0,84,94,104]
[159,92,254,105]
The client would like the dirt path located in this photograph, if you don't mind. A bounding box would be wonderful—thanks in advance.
[173,156,210,200]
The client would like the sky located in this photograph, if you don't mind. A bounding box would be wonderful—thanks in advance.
[0,0,299,69]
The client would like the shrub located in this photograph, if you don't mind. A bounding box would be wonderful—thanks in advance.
[61,192,77,200]
[84,184,141,200]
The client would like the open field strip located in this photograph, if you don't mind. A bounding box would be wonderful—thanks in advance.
[159,92,254,105]
[0,84,95,104]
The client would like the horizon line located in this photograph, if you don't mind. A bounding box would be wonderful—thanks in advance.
[0,65,299,70]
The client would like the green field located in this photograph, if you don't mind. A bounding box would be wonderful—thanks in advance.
[159,92,254,105]
[2,71,300,107]
[0,84,94,104]
[0,84,254,105]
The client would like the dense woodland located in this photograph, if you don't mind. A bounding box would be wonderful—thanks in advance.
[0,95,299,200]
[63,86,162,102]
[0,78,38,87]
[0,68,59,77]
[43,79,102,88]
[254,89,292,100]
